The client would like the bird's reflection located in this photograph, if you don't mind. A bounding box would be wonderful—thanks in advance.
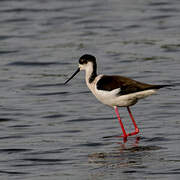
[88,136,141,164]
[89,136,161,166]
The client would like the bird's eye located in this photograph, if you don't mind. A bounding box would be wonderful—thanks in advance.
[79,59,87,64]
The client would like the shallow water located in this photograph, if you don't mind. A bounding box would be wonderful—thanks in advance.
[0,0,180,179]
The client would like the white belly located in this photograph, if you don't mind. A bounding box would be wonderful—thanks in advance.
[86,75,157,107]
[91,87,156,107]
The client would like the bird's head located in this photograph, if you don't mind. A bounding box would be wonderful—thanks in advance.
[64,54,97,84]
[78,54,96,71]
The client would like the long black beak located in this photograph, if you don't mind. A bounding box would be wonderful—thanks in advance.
[64,68,80,84]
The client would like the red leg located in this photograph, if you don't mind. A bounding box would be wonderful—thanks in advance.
[126,107,139,136]
[114,106,127,141]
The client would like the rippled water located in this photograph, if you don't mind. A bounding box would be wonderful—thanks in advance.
[0,0,180,179]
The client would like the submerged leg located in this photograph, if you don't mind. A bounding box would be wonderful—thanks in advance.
[114,106,127,140]
[127,106,139,136]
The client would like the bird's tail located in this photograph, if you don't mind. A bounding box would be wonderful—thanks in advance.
[150,84,173,89]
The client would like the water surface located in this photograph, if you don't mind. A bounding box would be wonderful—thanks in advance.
[0,0,180,179]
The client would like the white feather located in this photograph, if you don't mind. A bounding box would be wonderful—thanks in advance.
[81,62,157,107]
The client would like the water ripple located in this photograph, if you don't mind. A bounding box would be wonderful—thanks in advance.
[0,170,28,175]
[7,61,59,66]
[0,148,31,153]
[0,0,179,179]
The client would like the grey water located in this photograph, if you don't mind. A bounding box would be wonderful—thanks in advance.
[0,0,180,179]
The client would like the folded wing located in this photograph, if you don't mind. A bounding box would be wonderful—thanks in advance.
[96,75,167,95]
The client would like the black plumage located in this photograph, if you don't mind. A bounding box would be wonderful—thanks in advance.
[96,75,169,95]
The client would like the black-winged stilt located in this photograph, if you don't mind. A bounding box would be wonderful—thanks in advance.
[64,54,170,141]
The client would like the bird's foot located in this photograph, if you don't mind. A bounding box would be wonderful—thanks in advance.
[117,135,128,143]
[117,128,139,143]
[126,128,139,137]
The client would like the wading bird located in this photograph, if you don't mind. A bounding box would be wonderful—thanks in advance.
[64,54,170,141]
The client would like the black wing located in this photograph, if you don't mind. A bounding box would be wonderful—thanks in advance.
[96,75,163,95]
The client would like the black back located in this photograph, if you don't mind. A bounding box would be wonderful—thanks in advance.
[96,75,166,95]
